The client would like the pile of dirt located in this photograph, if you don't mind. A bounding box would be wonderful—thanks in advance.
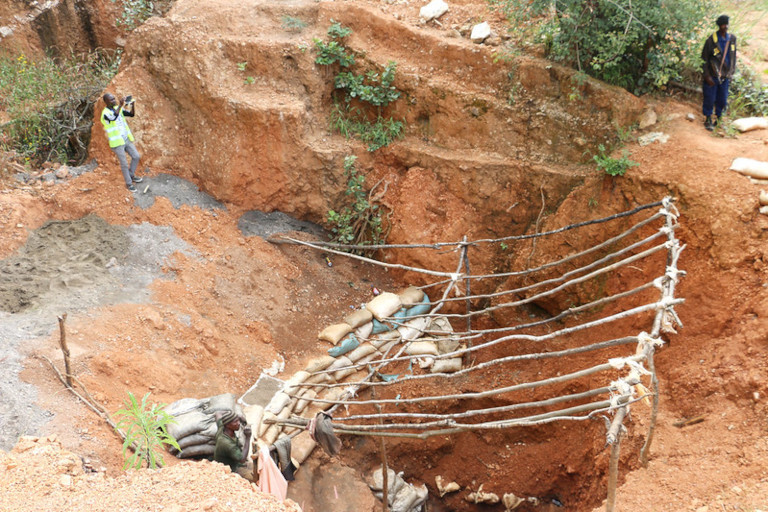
[0,435,298,512]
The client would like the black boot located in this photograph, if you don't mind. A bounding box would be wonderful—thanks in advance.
[715,115,722,127]
[704,116,714,131]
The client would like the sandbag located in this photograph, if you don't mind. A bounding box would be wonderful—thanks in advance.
[345,308,373,328]
[436,336,460,354]
[204,394,238,415]
[431,358,463,373]
[355,321,374,340]
[392,483,428,512]
[428,316,453,335]
[346,343,378,363]
[291,431,317,465]
[243,405,264,434]
[403,294,431,319]
[367,292,402,321]
[259,411,277,437]
[732,116,768,132]
[305,355,336,373]
[404,341,439,357]
[730,157,768,179]
[265,392,293,415]
[164,398,205,417]
[328,334,360,357]
[376,339,399,356]
[371,318,393,334]
[370,330,401,348]
[177,433,216,450]
[398,317,430,342]
[167,410,215,441]
[306,371,332,385]
[177,443,215,458]
[318,323,353,345]
[761,205,768,215]
[398,286,425,307]
[760,190,768,206]
[294,390,317,413]
[326,356,357,380]
[283,371,311,395]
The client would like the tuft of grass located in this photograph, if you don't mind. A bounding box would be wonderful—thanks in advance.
[330,103,404,151]
[281,15,307,32]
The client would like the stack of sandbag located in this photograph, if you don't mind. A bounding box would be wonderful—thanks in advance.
[370,466,428,512]
[247,287,464,456]
[165,393,245,459]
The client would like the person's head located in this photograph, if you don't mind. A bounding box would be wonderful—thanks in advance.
[716,14,729,33]
[220,410,240,431]
[103,93,118,108]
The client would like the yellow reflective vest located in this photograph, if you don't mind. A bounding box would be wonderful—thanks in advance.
[100,106,134,148]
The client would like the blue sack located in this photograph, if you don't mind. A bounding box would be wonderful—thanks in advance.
[404,294,431,319]
[371,318,391,334]
[328,334,360,357]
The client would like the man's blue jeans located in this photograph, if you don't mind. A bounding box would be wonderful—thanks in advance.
[702,78,730,117]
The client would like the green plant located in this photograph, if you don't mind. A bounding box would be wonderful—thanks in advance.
[0,50,120,166]
[330,103,404,151]
[281,16,307,32]
[236,61,247,72]
[314,22,404,150]
[244,76,255,85]
[114,392,180,470]
[326,155,390,250]
[593,144,639,176]
[489,0,714,93]
[110,0,154,30]
[729,67,768,117]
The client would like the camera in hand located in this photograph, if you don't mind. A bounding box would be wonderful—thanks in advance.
[125,95,134,104]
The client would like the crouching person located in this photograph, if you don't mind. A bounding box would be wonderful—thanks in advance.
[213,410,253,479]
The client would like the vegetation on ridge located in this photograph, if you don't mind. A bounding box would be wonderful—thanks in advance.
[314,21,404,151]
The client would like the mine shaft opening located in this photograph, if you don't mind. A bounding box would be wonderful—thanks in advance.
[253,197,683,512]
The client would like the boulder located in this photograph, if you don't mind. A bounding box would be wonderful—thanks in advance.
[419,0,448,21]
[470,22,491,43]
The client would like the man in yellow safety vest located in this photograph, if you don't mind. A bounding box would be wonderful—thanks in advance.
[101,93,142,191]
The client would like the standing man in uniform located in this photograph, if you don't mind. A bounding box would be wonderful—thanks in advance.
[101,93,143,190]
[701,15,737,131]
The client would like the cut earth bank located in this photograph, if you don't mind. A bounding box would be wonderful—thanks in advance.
[1,0,768,511]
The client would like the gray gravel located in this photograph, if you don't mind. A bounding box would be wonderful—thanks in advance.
[132,174,224,211]
[238,210,325,239]
[0,217,196,451]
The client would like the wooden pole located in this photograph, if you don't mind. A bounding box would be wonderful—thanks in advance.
[605,406,627,512]
[372,387,389,512]
[57,314,72,388]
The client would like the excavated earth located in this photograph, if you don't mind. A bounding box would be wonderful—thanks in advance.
[1,0,768,511]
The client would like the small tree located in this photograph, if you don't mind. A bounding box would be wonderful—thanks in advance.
[326,155,390,251]
[114,392,180,470]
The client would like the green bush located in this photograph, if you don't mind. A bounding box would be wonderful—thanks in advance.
[489,0,714,93]
[593,144,639,177]
[314,22,403,150]
[114,392,180,470]
[326,155,390,250]
[0,50,120,166]
[110,0,174,30]
[729,67,768,117]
